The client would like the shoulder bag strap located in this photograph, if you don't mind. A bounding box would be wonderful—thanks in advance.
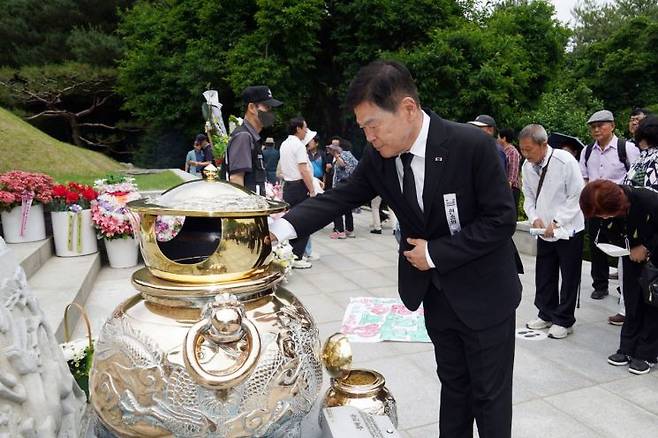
[536,151,554,200]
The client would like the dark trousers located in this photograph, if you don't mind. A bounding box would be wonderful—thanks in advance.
[512,187,521,217]
[619,257,658,362]
[333,211,353,233]
[424,287,515,438]
[587,218,610,292]
[332,182,353,232]
[282,180,310,259]
[535,232,583,327]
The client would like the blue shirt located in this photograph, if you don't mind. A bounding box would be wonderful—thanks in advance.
[186,149,205,176]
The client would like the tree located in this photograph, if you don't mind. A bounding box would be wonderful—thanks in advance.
[395,0,569,126]
[569,16,658,114]
[117,0,257,131]
[0,64,137,154]
[115,0,569,166]
[571,0,658,50]
[0,0,130,67]
[517,85,604,142]
[0,1,136,158]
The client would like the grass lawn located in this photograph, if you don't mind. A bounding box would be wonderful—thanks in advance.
[0,107,182,190]
[51,170,183,190]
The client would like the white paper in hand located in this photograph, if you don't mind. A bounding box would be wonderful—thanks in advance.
[596,242,631,257]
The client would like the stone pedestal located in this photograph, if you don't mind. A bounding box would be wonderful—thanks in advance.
[0,237,86,437]
[513,221,537,256]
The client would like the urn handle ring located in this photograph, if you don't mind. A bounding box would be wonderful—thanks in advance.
[183,294,261,389]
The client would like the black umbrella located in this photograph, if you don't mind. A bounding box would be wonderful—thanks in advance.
[548,132,586,152]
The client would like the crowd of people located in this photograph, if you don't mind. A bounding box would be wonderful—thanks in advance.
[517,109,658,378]
[178,62,657,437]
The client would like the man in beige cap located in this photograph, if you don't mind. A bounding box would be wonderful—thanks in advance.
[580,109,640,300]
[262,136,279,183]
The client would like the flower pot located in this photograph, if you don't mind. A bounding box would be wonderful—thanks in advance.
[104,236,139,268]
[0,203,46,243]
[51,210,98,257]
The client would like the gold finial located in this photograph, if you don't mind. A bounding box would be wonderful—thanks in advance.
[203,163,219,181]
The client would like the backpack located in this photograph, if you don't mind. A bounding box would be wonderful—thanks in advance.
[584,137,629,171]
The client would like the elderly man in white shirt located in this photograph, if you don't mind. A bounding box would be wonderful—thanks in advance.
[520,124,585,339]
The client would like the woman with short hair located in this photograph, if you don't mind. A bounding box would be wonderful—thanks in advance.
[580,179,658,374]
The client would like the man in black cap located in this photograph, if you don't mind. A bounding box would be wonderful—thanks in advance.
[468,115,507,170]
[226,85,283,194]
[195,133,213,172]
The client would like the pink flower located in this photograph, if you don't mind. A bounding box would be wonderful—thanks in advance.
[0,190,16,204]
[0,171,53,210]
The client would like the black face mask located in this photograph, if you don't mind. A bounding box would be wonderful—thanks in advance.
[257,109,275,128]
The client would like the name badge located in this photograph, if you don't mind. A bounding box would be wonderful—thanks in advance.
[443,193,461,235]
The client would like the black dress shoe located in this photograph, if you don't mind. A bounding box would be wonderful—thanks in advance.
[591,289,609,300]
[370,229,382,234]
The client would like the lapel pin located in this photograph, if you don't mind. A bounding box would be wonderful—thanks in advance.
[435,156,443,162]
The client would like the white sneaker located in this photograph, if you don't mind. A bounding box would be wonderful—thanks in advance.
[548,324,573,339]
[526,318,552,330]
[304,253,320,261]
[292,258,312,269]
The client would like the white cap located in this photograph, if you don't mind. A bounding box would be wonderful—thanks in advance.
[303,129,317,146]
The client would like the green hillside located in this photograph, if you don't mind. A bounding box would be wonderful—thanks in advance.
[0,107,182,189]
[0,107,122,177]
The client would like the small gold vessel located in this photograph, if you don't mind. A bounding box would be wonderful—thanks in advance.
[89,167,323,437]
[320,333,398,427]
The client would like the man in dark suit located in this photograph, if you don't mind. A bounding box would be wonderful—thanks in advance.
[269,60,521,438]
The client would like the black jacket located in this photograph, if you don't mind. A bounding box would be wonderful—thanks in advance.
[622,186,658,254]
[284,111,522,330]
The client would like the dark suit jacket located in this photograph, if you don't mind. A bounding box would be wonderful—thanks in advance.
[284,111,522,330]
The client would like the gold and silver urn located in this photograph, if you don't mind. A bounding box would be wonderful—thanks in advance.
[89,171,323,437]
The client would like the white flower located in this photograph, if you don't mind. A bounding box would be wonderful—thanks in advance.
[59,338,91,362]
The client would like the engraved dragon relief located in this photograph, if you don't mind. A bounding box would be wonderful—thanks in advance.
[92,298,322,438]
[0,265,85,438]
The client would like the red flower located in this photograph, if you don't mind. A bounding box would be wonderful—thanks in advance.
[68,182,83,192]
[82,187,97,201]
[65,191,80,204]
[53,184,68,198]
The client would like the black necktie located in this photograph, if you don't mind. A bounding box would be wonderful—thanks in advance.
[401,152,423,220]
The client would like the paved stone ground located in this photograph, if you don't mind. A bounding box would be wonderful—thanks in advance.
[80,211,658,437]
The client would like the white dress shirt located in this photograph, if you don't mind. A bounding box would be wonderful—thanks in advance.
[522,146,585,242]
[279,135,310,181]
[395,111,430,210]
[270,110,436,267]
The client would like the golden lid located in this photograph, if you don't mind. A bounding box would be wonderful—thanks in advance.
[127,177,287,217]
[321,332,353,380]
[332,368,386,396]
